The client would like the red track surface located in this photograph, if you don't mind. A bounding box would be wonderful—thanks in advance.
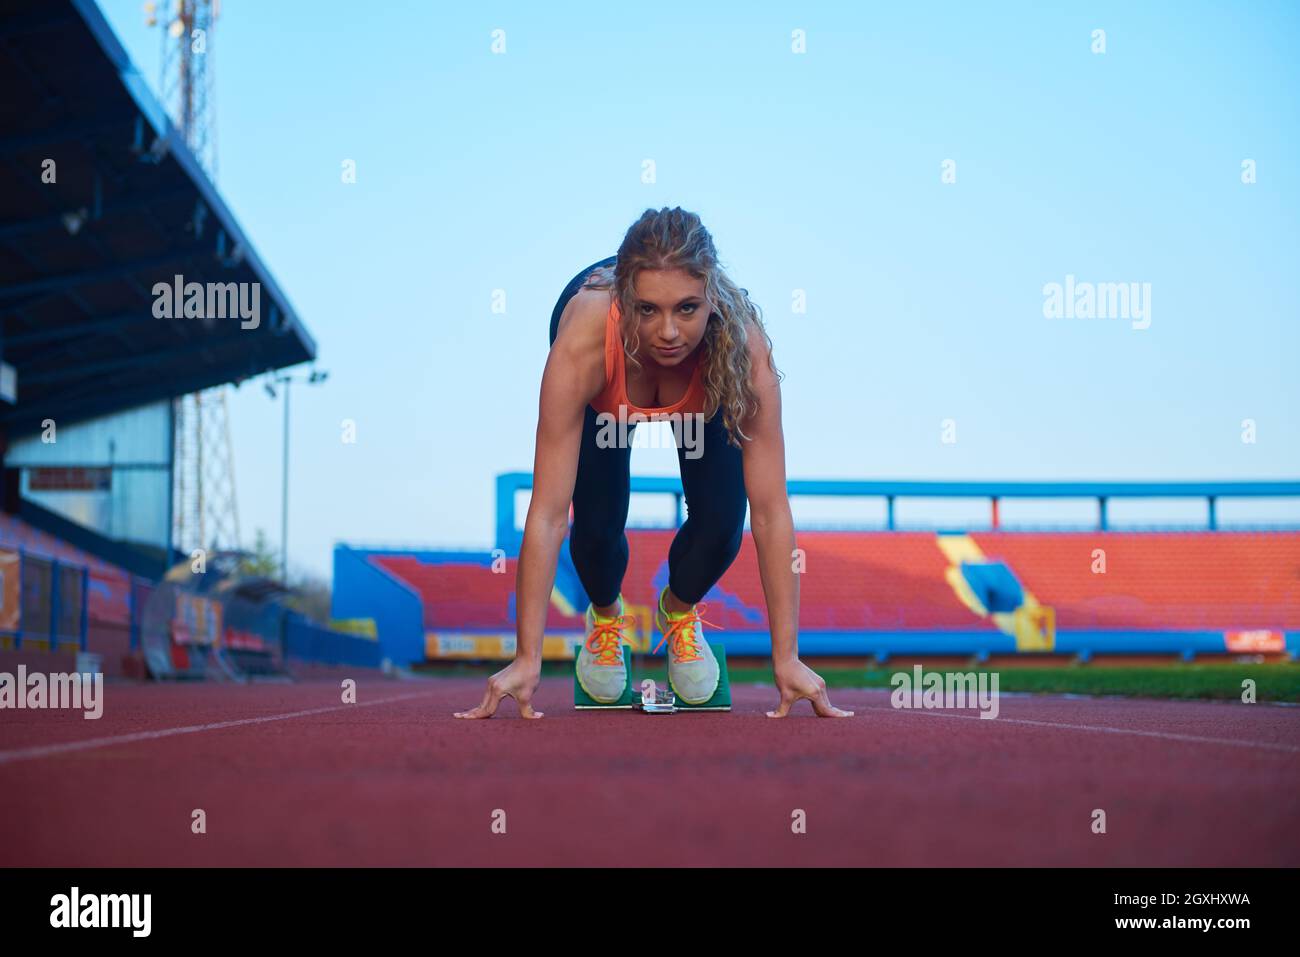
[2,678,1297,867]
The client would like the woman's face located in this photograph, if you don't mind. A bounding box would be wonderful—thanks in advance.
[631,268,709,367]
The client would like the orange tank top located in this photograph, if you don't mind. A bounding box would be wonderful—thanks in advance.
[590,298,707,418]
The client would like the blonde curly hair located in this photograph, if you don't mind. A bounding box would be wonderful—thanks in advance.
[580,207,781,449]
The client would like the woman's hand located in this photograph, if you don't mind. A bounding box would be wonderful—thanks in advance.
[766,658,854,718]
[454,658,544,719]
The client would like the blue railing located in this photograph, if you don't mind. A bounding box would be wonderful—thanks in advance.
[495,473,1300,551]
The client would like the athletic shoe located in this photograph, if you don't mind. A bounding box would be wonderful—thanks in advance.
[576,594,634,704]
[654,585,721,705]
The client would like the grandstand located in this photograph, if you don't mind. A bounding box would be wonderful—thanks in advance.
[334,473,1300,666]
[0,0,372,679]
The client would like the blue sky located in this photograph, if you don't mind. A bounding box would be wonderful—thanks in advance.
[96,0,1300,579]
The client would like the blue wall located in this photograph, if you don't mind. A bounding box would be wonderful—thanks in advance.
[284,612,383,668]
[330,545,426,666]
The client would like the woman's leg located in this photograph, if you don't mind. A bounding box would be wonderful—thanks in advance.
[547,255,629,611]
[569,404,634,610]
[667,413,748,606]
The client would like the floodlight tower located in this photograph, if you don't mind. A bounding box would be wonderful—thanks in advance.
[146,0,242,557]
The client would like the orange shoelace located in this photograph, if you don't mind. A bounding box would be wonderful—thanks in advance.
[586,613,635,666]
[654,602,723,663]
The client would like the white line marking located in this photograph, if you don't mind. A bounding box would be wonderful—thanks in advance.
[863,704,1300,754]
[0,691,437,766]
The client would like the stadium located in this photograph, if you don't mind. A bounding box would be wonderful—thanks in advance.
[0,0,1297,917]
[339,472,1300,665]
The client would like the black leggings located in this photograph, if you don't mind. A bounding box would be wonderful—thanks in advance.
[549,257,748,608]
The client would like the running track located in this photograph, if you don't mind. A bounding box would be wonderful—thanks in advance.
[1,678,1297,866]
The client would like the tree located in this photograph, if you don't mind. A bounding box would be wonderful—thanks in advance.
[283,570,332,625]
[238,528,279,579]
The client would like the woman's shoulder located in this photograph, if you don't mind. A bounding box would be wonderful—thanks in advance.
[549,288,614,404]
[742,316,774,363]
[554,286,615,345]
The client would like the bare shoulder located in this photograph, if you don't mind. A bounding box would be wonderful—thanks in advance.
[738,319,782,439]
[554,285,613,348]
[744,318,777,385]
[547,286,611,404]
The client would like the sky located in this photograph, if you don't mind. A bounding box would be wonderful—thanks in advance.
[94,0,1300,581]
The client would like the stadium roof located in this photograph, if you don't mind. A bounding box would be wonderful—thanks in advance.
[0,0,316,438]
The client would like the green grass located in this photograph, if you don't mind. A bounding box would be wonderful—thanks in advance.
[411,660,1300,702]
[727,664,1300,703]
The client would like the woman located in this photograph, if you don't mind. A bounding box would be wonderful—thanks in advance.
[455,207,851,720]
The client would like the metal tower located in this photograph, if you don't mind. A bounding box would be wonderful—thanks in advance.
[149,0,218,179]
[171,389,241,557]
[147,0,242,556]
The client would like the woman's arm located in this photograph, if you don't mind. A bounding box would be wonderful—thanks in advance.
[514,339,591,663]
[740,331,798,662]
[455,308,601,719]
[740,328,853,719]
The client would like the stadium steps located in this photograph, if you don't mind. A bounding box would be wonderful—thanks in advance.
[970,531,1300,630]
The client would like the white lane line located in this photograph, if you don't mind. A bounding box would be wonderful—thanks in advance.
[0,690,437,766]
[861,704,1300,754]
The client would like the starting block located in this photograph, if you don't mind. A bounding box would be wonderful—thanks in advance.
[573,641,731,712]
[672,642,731,712]
[573,646,636,709]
